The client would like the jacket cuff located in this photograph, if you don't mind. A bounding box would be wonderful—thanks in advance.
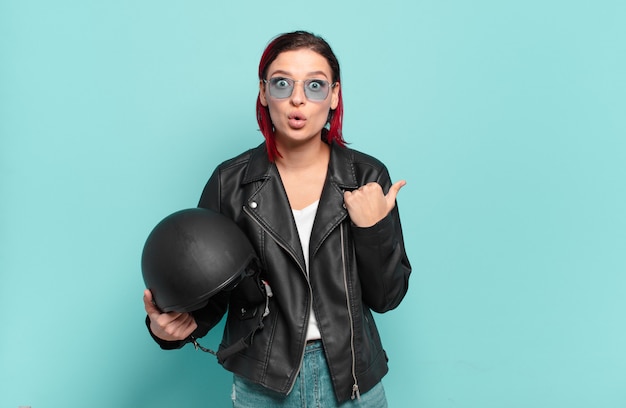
[350,212,396,246]
[145,315,189,350]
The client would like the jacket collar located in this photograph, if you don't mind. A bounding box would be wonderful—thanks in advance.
[243,142,359,189]
[242,143,273,184]
[242,142,355,271]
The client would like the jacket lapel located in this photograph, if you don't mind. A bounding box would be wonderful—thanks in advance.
[310,144,358,257]
[242,143,359,270]
[243,145,307,274]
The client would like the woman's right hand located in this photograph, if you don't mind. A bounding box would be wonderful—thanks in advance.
[143,289,198,341]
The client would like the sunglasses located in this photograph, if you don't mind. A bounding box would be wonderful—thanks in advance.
[264,77,336,101]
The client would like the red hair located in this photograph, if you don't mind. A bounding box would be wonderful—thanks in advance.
[256,31,346,161]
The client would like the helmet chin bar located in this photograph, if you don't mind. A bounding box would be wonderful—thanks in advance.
[191,275,274,365]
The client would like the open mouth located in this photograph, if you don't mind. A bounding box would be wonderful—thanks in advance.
[289,112,305,121]
[288,112,306,129]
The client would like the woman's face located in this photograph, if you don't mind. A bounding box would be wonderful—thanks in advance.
[259,48,340,150]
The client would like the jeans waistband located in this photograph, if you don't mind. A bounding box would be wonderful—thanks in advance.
[305,339,322,352]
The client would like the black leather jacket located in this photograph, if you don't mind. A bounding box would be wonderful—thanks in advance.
[150,142,411,402]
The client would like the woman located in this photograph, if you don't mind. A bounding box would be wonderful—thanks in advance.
[144,31,412,407]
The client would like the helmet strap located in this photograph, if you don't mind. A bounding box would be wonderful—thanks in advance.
[190,279,274,364]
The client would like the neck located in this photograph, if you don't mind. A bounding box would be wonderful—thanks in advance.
[275,138,330,171]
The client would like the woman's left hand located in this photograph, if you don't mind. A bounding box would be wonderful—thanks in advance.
[343,180,406,227]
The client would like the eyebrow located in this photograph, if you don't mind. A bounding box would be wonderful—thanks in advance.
[268,69,330,79]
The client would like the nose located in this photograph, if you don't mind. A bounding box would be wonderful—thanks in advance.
[290,80,306,106]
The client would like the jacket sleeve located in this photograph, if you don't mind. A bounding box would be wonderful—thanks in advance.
[350,167,412,313]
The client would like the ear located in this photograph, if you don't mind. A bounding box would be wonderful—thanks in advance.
[259,80,268,107]
[330,82,340,110]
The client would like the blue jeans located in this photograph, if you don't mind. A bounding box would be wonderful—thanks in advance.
[231,341,388,407]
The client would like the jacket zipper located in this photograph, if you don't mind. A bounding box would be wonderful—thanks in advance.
[340,223,360,400]
[243,205,359,399]
[242,205,312,395]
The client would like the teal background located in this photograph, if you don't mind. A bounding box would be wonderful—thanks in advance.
[1,0,625,407]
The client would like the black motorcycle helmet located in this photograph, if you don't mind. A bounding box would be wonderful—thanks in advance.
[141,208,258,313]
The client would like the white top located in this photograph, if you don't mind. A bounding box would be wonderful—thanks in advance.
[292,200,322,341]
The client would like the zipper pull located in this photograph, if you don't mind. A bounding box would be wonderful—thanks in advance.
[351,384,361,400]
[262,280,273,317]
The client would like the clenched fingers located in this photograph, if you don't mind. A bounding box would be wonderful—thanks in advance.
[144,289,197,341]
[343,180,406,227]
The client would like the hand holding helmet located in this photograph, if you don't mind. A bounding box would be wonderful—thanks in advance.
[143,289,197,341]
